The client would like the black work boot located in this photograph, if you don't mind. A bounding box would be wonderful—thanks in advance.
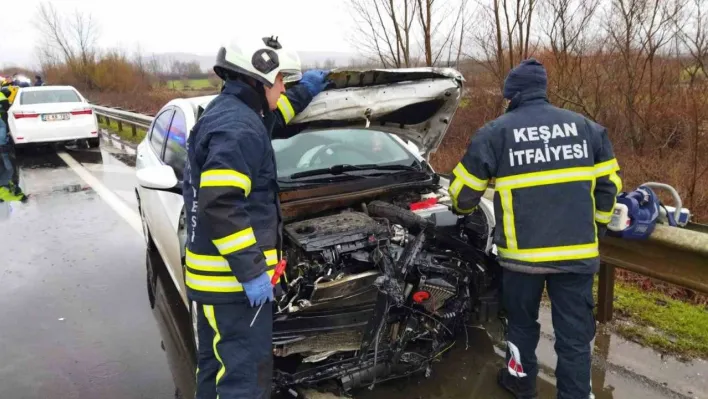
[497,368,538,399]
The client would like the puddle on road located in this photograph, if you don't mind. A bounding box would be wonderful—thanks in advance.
[8,143,135,200]
[14,146,67,169]
[107,152,136,167]
[12,142,136,171]
[291,326,690,399]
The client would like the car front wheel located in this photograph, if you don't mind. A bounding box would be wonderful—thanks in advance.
[146,251,158,308]
[137,196,156,251]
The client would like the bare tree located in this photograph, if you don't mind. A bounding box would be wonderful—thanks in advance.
[146,55,168,87]
[675,0,708,209]
[471,0,539,88]
[417,0,467,66]
[349,0,418,67]
[605,0,684,152]
[445,0,471,68]
[323,58,337,69]
[349,0,466,67]
[540,0,604,118]
[678,0,708,84]
[35,1,99,89]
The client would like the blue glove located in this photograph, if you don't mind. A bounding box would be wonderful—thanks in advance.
[242,272,274,307]
[299,69,330,97]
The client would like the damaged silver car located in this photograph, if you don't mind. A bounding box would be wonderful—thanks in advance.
[134,67,502,397]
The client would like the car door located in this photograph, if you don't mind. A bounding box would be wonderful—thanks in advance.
[136,107,175,260]
[154,105,190,299]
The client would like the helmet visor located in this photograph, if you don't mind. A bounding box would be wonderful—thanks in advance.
[282,70,302,84]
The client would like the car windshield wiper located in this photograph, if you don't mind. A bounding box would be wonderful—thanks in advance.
[288,163,420,180]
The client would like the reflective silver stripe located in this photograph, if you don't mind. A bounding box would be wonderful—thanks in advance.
[213,227,257,255]
[498,244,599,262]
[594,159,620,177]
[595,210,612,224]
[495,167,594,190]
[200,169,251,196]
[264,250,278,266]
[186,272,243,292]
[185,251,230,272]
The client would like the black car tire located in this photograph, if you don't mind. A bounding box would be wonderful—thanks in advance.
[88,137,100,148]
[146,251,157,309]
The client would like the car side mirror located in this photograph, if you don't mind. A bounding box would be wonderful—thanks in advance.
[137,165,182,195]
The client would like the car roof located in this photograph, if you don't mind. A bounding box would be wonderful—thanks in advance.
[19,85,79,92]
[163,95,217,120]
[185,95,217,109]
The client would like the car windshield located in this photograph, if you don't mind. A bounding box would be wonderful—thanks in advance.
[20,89,81,105]
[272,128,417,179]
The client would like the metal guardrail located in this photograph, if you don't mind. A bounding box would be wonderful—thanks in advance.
[91,104,154,138]
[94,105,708,324]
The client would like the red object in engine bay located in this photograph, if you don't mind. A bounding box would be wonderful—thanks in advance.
[271,259,287,285]
[412,291,431,303]
[409,197,438,211]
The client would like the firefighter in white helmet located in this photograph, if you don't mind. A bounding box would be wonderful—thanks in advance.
[183,35,329,399]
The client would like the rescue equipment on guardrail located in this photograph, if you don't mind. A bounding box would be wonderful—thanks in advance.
[608,182,691,239]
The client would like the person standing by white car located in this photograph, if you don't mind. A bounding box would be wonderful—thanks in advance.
[0,86,14,190]
[183,35,329,399]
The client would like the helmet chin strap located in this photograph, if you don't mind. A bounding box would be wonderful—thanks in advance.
[254,81,270,116]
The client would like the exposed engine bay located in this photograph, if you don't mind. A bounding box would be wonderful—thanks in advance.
[270,188,502,395]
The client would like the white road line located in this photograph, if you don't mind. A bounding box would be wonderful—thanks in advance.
[58,150,186,299]
[57,151,143,235]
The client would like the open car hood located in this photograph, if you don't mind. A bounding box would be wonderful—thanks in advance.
[287,67,464,157]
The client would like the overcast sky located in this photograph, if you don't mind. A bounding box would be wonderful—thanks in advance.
[1,0,357,68]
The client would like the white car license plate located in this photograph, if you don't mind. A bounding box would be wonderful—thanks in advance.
[42,113,70,122]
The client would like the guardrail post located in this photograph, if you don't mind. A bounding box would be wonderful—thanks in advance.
[597,262,615,323]
[131,124,137,138]
[117,121,123,132]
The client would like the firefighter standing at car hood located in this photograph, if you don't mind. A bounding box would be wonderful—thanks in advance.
[448,59,621,399]
[182,35,329,399]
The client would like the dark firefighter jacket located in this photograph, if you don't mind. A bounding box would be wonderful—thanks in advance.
[183,79,313,304]
[0,88,10,126]
[448,64,621,274]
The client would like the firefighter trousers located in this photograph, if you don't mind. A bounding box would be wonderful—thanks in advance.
[502,268,596,399]
[195,300,273,399]
[0,120,12,187]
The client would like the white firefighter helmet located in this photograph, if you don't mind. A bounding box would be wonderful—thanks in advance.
[214,35,302,88]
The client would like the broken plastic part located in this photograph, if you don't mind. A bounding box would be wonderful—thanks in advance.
[412,291,431,303]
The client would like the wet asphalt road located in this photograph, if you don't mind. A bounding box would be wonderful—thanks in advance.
[0,140,701,399]
[0,143,173,399]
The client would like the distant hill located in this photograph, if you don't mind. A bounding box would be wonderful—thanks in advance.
[151,51,360,72]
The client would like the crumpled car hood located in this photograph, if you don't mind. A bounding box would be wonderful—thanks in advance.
[289,67,464,157]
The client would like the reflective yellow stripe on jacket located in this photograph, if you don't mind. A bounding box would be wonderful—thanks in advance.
[495,165,599,262]
[497,243,600,262]
[448,162,488,214]
[277,95,295,124]
[593,158,622,223]
[185,249,279,293]
[212,227,257,256]
[200,169,252,196]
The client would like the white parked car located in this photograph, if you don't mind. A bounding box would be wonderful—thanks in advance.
[8,85,100,148]
[135,68,500,397]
